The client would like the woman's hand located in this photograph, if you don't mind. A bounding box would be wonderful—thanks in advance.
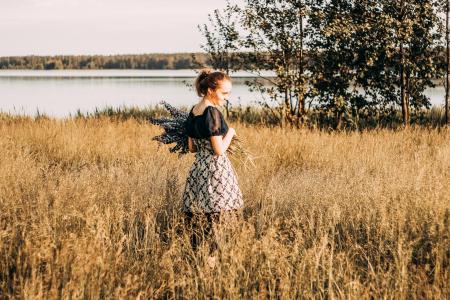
[210,128,235,156]
[228,127,236,137]
[188,136,196,153]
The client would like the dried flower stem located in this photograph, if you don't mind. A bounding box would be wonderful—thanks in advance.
[149,101,255,167]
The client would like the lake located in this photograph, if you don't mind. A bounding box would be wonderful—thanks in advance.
[0,69,446,118]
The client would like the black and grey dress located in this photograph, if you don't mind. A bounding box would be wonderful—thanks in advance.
[182,105,243,213]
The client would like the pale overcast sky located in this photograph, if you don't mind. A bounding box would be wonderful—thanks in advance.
[0,0,243,56]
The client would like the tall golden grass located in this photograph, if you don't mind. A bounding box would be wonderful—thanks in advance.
[0,115,449,299]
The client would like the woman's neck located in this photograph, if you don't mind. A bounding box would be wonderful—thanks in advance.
[201,97,217,107]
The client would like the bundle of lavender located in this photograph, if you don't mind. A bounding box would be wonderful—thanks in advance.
[149,101,255,167]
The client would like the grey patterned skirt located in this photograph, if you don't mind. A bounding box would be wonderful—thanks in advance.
[182,138,243,213]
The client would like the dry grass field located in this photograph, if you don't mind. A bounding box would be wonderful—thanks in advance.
[0,115,449,299]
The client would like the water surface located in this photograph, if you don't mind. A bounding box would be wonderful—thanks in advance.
[0,69,445,118]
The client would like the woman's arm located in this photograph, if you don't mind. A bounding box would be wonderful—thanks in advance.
[188,137,196,153]
[210,128,236,156]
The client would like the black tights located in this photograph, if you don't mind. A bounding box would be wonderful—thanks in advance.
[184,211,220,253]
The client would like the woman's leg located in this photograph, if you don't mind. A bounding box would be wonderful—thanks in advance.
[206,212,220,254]
[208,210,242,254]
[184,211,201,252]
[184,211,218,252]
[185,210,242,255]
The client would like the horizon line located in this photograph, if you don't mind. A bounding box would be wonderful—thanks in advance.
[0,52,208,58]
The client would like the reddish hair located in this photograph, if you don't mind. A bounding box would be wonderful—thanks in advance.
[194,69,231,97]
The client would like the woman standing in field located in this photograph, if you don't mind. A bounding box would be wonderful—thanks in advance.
[182,69,243,263]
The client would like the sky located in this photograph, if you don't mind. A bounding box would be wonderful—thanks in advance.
[0,0,244,56]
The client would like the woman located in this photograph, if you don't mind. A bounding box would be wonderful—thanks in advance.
[182,69,243,261]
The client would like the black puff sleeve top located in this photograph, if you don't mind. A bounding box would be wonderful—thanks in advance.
[185,105,229,139]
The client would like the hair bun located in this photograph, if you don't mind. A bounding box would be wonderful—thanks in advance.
[198,68,212,81]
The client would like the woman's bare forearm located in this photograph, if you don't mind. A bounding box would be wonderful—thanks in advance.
[221,131,234,153]
[210,128,235,156]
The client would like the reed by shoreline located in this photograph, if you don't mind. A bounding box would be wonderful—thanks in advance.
[2,103,445,129]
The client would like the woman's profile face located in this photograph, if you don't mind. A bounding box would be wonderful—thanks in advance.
[208,79,232,106]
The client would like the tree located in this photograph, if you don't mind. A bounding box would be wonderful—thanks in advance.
[373,0,440,126]
[446,0,450,124]
[431,0,450,125]
[197,0,242,117]
[308,0,369,129]
[242,0,309,127]
[309,0,440,128]
[198,1,242,72]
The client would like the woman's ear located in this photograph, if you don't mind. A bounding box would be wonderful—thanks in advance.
[206,87,213,98]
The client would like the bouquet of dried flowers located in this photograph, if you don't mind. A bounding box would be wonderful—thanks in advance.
[149,101,255,167]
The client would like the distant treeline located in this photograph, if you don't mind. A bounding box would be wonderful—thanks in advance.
[0,53,215,70]
[1,51,447,72]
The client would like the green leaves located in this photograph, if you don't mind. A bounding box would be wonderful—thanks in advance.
[199,0,445,128]
[198,0,243,72]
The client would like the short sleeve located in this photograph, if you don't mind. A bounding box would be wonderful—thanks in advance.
[204,106,223,136]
